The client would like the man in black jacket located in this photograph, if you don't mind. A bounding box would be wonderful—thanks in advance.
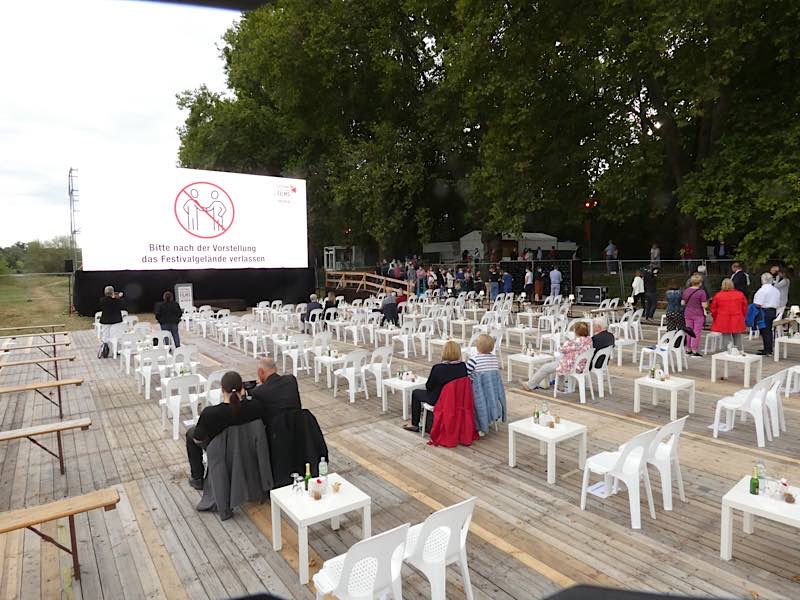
[250,358,302,428]
[730,262,750,299]
[643,267,659,320]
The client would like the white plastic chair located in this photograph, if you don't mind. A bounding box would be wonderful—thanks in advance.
[704,331,722,354]
[313,523,410,600]
[305,308,324,335]
[554,345,595,403]
[242,324,270,358]
[589,346,614,399]
[161,374,202,441]
[333,350,370,403]
[713,377,773,447]
[153,329,176,353]
[403,497,476,600]
[646,416,688,511]
[282,334,312,377]
[764,371,787,437]
[362,346,393,397]
[204,369,226,406]
[638,330,676,374]
[344,312,367,345]
[93,312,102,340]
[123,315,138,331]
[413,319,436,356]
[172,346,198,375]
[116,332,140,375]
[135,347,167,401]
[392,322,417,358]
[305,330,333,363]
[580,428,659,529]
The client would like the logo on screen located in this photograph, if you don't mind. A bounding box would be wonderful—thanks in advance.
[174,181,235,239]
[276,184,296,202]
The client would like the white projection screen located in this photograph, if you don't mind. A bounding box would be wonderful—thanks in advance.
[80,166,308,270]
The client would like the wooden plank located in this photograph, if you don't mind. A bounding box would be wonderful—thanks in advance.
[0,418,91,442]
[0,378,83,396]
[0,356,75,368]
[0,325,65,333]
[0,342,71,353]
[0,488,119,534]
[0,332,69,341]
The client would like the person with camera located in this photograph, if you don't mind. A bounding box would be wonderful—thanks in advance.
[98,285,124,358]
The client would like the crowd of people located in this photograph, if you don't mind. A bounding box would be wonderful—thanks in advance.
[640,261,792,357]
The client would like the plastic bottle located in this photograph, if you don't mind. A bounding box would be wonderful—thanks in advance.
[318,457,328,481]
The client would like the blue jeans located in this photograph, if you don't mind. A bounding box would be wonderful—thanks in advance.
[161,323,180,348]
[490,282,499,300]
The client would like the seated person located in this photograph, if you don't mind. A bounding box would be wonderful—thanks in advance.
[323,291,338,312]
[404,341,467,432]
[186,371,261,490]
[591,317,615,364]
[395,289,408,305]
[523,322,592,390]
[466,333,500,379]
[380,291,399,325]
[249,357,302,427]
[301,294,322,322]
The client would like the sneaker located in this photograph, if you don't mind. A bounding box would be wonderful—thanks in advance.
[188,477,204,490]
[693,352,703,357]
[402,425,420,433]
[756,350,767,356]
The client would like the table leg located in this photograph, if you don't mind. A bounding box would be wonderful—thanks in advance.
[689,383,696,414]
[775,341,780,362]
[744,363,750,387]
[758,360,762,382]
[711,357,717,382]
[326,365,332,388]
[539,440,546,455]
[578,432,586,469]
[402,390,408,421]
[508,430,516,467]
[507,357,512,383]
[724,361,729,380]
[546,441,556,484]
[652,388,658,406]
[362,505,371,538]
[298,525,309,584]
[381,382,387,412]
[720,503,733,560]
[634,382,641,413]
[331,515,340,530]
[617,347,622,366]
[743,511,754,534]
[314,359,319,383]
[271,503,282,551]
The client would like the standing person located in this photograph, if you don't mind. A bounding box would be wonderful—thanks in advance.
[683,242,695,272]
[473,270,483,294]
[710,279,748,351]
[631,270,645,309]
[489,266,500,301]
[534,267,545,302]
[681,274,708,356]
[548,246,557,260]
[416,265,426,295]
[524,266,534,299]
[455,267,465,290]
[771,265,790,310]
[502,269,513,294]
[753,272,781,356]
[715,239,728,259]
[603,240,618,274]
[649,243,661,268]
[464,267,474,292]
[406,262,417,291]
[98,285,124,358]
[643,268,659,320]
[549,265,562,297]
[403,341,467,432]
[664,280,684,331]
[155,291,184,348]
[730,262,750,298]
[445,269,455,292]
[536,246,543,261]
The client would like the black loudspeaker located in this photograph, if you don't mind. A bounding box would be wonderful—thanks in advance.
[64,259,74,273]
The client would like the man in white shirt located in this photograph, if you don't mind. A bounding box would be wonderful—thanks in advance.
[524,267,534,299]
[770,265,790,309]
[549,267,563,297]
[753,272,781,355]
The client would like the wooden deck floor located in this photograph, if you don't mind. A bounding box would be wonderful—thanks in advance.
[1,320,800,599]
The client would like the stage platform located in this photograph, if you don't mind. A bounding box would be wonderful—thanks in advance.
[0,323,799,599]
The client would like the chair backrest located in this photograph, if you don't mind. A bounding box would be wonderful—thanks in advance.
[172,346,196,370]
[655,329,677,349]
[153,330,175,351]
[670,330,687,350]
[558,303,571,318]
[332,523,409,599]
[288,333,312,350]
[352,299,363,308]
[613,428,659,476]
[335,295,344,304]
[591,346,613,371]
[609,298,620,308]
[256,300,269,309]
[649,416,688,460]
[369,345,393,367]
[543,295,555,306]
[489,328,504,352]
[270,300,283,310]
[199,304,212,311]
[165,374,201,399]
[117,332,139,351]
[741,375,774,410]
[408,497,476,566]
[570,344,595,375]
[139,347,166,368]
[308,308,323,323]
[324,307,338,321]
[270,321,288,335]
[630,308,644,325]
[344,349,369,369]
[399,322,415,336]
[311,330,332,350]
[417,319,435,335]
[216,308,231,318]
[123,315,138,326]
[598,298,610,310]
[94,311,102,323]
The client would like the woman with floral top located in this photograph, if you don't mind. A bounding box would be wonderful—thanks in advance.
[523,322,592,390]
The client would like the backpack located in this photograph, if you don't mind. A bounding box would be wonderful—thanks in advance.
[97,342,110,359]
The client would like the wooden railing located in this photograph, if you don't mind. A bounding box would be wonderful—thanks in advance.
[325,271,415,296]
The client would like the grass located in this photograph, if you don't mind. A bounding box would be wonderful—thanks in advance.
[0,275,92,331]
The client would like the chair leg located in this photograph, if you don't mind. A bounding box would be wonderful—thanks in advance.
[712,403,723,438]
[657,462,673,511]
[627,479,642,529]
[673,458,686,502]
[460,549,474,600]
[391,577,403,600]
[642,468,656,520]
[580,468,591,510]
[428,566,447,600]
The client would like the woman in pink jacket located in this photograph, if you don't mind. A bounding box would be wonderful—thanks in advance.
[523,322,592,389]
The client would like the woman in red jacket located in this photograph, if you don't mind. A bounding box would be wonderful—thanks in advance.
[710,278,748,351]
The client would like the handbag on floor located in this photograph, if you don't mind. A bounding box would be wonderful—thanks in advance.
[97,342,110,359]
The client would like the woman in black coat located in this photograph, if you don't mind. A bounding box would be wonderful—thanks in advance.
[403,341,467,432]
[155,291,184,347]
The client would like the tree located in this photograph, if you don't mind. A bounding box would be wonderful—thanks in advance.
[22,236,73,274]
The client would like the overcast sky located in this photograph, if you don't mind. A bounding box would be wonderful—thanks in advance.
[0,0,239,247]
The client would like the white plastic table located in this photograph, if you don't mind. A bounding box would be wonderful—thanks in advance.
[506,353,553,383]
[516,311,539,327]
[314,355,346,388]
[381,376,427,420]
[508,416,587,484]
[374,327,399,348]
[633,376,695,421]
[449,318,476,339]
[720,475,800,560]
[711,351,763,387]
[774,335,800,362]
[270,473,371,584]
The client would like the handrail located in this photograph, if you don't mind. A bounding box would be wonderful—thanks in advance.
[325,271,415,296]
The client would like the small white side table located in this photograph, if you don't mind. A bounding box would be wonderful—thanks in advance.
[711,352,763,387]
[507,353,553,383]
[381,376,428,420]
[314,355,346,388]
[633,376,695,421]
[508,417,587,485]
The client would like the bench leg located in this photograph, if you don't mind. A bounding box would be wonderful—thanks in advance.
[57,430,65,475]
[69,515,81,580]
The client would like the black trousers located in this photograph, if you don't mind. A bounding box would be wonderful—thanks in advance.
[634,293,646,310]
[411,389,436,428]
[644,292,658,319]
[186,426,207,480]
[760,308,777,353]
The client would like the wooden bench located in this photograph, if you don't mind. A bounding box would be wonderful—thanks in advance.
[0,378,83,419]
[0,355,76,379]
[0,487,120,580]
[0,341,71,356]
[0,417,91,474]
[0,323,65,333]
